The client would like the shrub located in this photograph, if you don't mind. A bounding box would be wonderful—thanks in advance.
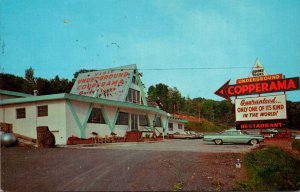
[237,146,300,191]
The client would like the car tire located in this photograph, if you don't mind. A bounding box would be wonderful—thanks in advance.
[250,139,258,145]
[214,139,223,145]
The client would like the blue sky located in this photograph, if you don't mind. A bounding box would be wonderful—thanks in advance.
[1,0,300,101]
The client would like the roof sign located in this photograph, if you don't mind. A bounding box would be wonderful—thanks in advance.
[70,64,136,101]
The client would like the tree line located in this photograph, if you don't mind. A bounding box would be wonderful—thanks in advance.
[1,68,299,129]
[147,83,235,125]
[0,68,95,96]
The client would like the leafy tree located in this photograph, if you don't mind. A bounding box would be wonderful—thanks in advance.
[49,75,73,94]
[147,83,169,111]
[168,87,184,113]
[35,77,51,95]
[147,83,235,125]
[23,67,37,94]
[0,73,26,92]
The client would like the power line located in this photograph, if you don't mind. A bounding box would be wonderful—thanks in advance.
[138,67,253,71]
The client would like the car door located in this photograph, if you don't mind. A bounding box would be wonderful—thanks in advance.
[232,131,246,143]
[221,131,233,143]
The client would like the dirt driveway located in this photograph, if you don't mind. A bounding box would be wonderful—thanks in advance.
[1,140,251,191]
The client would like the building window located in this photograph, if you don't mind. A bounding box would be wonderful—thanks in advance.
[16,108,26,119]
[88,108,106,124]
[126,88,140,104]
[154,116,162,127]
[132,75,138,85]
[168,123,173,131]
[116,112,129,125]
[37,105,48,117]
[178,124,183,129]
[139,115,149,126]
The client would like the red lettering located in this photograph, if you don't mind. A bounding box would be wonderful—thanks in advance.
[234,86,242,95]
[255,83,261,93]
[261,82,268,92]
[241,124,248,129]
[78,79,84,84]
[269,82,278,91]
[119,79,124,85]
[82,84,87,89]
[248,84,255,93]
[228,86,234,95]
[287,79,296,89]
[123,72,129,77]
[241,85,248,94]
[112,80,118,85]
[276,80,286,90]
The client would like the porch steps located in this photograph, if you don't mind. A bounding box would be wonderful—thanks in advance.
[125,131,142,142]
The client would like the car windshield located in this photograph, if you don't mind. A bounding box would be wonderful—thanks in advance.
[241,131,249,135]
[220,128,237,134]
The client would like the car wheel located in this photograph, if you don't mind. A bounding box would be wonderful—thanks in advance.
[214,139,223,145]
[250,139,258,145]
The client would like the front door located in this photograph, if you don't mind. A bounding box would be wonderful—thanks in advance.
[131,114,138,131]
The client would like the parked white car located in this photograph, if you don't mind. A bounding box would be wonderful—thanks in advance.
[171,132,197,139]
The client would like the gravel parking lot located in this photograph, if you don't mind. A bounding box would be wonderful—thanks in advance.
[1,139,253,191]
[71,139,255,153]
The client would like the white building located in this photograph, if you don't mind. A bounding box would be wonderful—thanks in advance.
[0,64,186,145]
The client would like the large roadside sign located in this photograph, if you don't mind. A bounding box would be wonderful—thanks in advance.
[235,94,287,122]
[215,77,299,101]
[214,60,300,130]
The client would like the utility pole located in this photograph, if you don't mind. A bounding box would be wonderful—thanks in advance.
[198,101,201,122]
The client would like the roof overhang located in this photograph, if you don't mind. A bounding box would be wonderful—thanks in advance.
[0,93,168,116]
[0,89,33,98]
